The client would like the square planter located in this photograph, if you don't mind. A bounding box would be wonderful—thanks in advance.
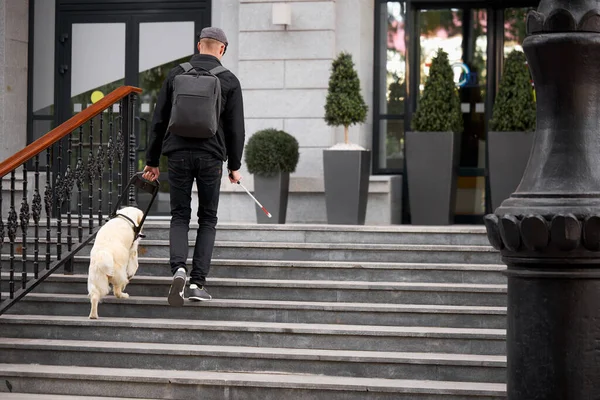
[488,131,535,211]
[323,149,371,225]
[406,131,461,225]
[254,172,290,224]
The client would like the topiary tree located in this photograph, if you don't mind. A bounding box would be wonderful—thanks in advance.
[324,52,368,144]
[489,50,536,132]
[245,129,300,176]
[411,49,463,133]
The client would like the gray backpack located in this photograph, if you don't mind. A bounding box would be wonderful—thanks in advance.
[168,62,227,139]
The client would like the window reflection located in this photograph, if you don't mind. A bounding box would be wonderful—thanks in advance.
[379,2,406,170]
[385,2,406,114]
[381,120,404,170]
[419,9,463,94]
[504,8,533,57]
[32,0,56,117]
[471,9,488,97]
[504,8,535,101]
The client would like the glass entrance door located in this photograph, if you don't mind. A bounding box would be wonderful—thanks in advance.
[58,13,206,215]
[417,8,488,220]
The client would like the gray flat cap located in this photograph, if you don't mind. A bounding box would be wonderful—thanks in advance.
[200,27,228,45]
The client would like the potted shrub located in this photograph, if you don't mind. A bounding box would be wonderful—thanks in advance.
[407,49,463,225]
[488,50,536,211]
[323,52,369,225]
[245,128,299,224]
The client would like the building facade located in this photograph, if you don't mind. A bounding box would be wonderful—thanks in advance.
[1,0,539,224]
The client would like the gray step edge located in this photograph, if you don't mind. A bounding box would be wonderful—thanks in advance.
[0,394,148,400]
[0,364,506,395]
[0,338,506,366]
[0,315,506,338]
[8,238,497,252]
[22,220,489,234]
[15,293,507,314]
[24,274,507,292]
[1,255,507,270]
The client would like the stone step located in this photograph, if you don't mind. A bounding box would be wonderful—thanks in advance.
[141,223,490,245]
[1,256,507,284]
[19,221,490,245]
[0,364,507,399]
[148,241,499,264]
[6,293,506,329]
[4,239,500,264]
[0,394,148,400]
[0,315,506,355]
[20,274,507,306]
[0,338,507,383]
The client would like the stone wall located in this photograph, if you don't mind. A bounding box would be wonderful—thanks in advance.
[207,0,401,225]
[238,0,335,180]
[0,0,29,162]
[215,0,374,180]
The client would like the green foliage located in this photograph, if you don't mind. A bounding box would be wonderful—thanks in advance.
[324,52,368,130]
[387,76,405,115]
[411,49,463,133]
[245,129,299,176]
[489,50,536,132]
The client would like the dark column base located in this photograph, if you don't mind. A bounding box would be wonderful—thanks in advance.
[506,265,600,400]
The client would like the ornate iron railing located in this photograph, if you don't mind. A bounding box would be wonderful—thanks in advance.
[0,86,142,314]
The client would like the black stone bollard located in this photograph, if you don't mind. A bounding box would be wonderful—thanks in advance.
[484,1,600,399]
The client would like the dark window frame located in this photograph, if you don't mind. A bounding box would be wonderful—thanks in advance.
[372,0,540,175]
[372,0,540,223]
[26,0,212,146]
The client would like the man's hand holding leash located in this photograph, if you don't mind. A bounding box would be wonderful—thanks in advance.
[142,166,160,182]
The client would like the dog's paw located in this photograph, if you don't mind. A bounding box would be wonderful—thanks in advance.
[117,292,130,299]
[89,314,98,319]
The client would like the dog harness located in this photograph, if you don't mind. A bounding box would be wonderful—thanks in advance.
[113,214,146,239]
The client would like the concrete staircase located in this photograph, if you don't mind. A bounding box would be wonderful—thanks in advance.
[0,222,507,399]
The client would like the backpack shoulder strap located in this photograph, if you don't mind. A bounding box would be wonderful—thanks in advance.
[209,66,228,76]
[180,62,195,73]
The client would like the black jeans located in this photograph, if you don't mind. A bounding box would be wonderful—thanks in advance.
[168,150,222,286]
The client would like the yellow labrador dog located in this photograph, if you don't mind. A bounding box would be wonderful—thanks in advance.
[88,206,145,319]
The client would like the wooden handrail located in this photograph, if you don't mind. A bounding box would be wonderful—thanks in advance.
[0,85,142,179]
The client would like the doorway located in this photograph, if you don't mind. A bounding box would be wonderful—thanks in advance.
[55,5,210,215]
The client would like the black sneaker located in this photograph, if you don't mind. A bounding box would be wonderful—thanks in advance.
[168,267,187,307]
[188,284,212,301]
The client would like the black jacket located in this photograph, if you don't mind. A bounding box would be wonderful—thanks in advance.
[146,54,245,171]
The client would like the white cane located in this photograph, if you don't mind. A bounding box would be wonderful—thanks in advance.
[234,178,272,218]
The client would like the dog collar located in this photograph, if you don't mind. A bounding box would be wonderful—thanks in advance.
[114,214,146,239]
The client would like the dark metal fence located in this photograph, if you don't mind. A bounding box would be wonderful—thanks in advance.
[0,86,141,314]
